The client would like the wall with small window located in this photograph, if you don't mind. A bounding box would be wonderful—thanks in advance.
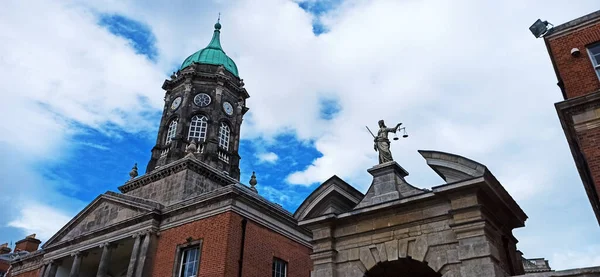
[150,212,237,277]
[546,21,600,98]
[241,220,312,277]
[148,211,311,277]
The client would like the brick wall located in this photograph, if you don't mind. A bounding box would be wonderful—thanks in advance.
[151,212,235,277]
[241,219,312,277]
[150,211,311,277]
[577,126,600,202]
[547,22,600,98]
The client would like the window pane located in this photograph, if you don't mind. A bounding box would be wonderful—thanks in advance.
[590,44,600,55]
[272,258,287,277]
[181,248,200,277]
[590,44,600,66]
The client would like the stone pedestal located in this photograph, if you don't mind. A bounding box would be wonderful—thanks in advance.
[355,161,424,209]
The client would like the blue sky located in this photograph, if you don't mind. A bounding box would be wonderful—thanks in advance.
[0,0,599,270]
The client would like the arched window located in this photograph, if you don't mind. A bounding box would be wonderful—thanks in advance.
[218,122,230,150]
[188,115,208,142]
[165,119,178,144]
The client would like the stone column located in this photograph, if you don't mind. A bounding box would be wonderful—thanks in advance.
[69,252,85,277]
[37,263,47,277]
[126,234,142,277]
[96,243,114,277]
[43,261,59,277]
[134,232,157,277]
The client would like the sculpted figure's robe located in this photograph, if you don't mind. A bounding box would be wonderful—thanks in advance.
[375,127,397,164]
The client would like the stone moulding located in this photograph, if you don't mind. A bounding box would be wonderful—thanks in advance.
[162,65,249,98]
[40,191,163,253]
[555,90,600,224]
[418,150,487,184]
[118,155,238,193]
[300,150,528,277]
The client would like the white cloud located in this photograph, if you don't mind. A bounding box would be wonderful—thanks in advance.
[257,152,279,164]
[551,246,600,270]
[1,0,599,270]
[0,0,165,242]
[8,205,72,242]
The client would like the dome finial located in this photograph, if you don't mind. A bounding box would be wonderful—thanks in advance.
[215,13,222,30]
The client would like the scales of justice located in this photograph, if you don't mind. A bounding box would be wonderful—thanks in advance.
[366,120,408,165]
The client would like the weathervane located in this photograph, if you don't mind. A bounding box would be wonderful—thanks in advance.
[366,119,408,164]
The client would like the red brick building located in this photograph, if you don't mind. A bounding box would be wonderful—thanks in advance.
[8,20,312,277]
[542,10,600,225]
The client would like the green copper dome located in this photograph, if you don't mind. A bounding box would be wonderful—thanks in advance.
[180,22,239,77]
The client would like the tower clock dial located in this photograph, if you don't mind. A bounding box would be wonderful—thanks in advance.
[194,93,211,107]
[170,96,182,110]
[223,101,234,116]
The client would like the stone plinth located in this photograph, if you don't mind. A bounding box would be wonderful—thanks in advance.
[355,161,424,209]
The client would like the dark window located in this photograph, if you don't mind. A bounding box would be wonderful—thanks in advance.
[272,257,287,277]
[178,247,200,277]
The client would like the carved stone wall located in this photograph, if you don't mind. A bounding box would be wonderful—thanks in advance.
[125,168,221,206]
[300,156,527,277]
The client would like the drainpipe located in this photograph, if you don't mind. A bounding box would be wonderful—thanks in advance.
[238,218,248,277]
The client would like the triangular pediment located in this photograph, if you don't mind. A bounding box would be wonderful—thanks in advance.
[44,192,162,248]
[294,176,364,221]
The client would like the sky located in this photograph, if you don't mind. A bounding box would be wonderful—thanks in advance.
[0,0,599,271]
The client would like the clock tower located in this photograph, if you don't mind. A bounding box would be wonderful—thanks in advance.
[145,20,249,180]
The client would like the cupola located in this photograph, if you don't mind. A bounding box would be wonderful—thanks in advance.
[180,21,239,77]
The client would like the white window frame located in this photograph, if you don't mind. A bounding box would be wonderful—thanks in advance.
[588,42,600,80]
[178,247,200,277]
[218,122,230,150]
[272,258,287,277]
[188,115,208,142]
[166,119,178,144]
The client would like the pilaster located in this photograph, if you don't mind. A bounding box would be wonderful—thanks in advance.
[309,223,337,277]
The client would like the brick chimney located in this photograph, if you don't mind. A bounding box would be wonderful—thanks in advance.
[14,234,41,253]
[0,243,11,254]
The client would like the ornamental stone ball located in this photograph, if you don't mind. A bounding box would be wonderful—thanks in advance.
[129,163,138,179]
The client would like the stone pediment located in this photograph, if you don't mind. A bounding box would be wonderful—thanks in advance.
[44,192,162,248]
[294,176,363,221]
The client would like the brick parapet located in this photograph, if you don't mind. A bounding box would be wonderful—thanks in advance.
[546,19,600,98]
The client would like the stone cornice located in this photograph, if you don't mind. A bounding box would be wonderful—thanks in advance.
[9,251,44,275]
[545,10,600,39]
[555,92,600,225]
[162,65,249,99]
[300,174,527,230]
[118,155,238,193]
[43,213,159,253]
[159,183,311,247]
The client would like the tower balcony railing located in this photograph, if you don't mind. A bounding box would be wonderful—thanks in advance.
[217,149,230,163]
[160,148,170,158]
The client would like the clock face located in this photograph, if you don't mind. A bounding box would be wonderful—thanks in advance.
[194,93,211,107]
[170,97,182,110]
[223,101,234,116]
